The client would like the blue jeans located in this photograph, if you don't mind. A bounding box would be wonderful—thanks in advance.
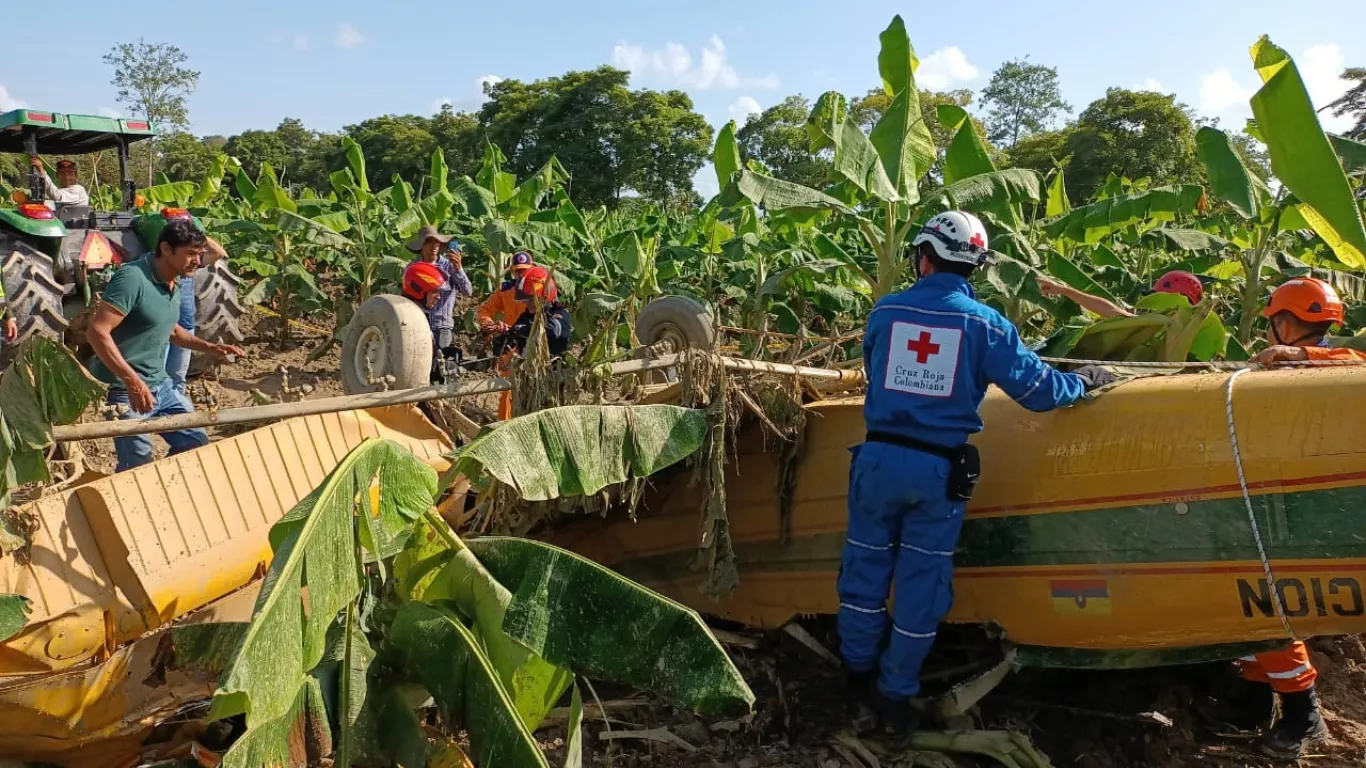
[107,377,208,473]
[164,276,196,394]
[836,441,965,700]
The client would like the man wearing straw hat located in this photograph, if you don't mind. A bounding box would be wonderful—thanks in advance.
[407,225,473,377]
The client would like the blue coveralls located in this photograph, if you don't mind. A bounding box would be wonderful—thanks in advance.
[837,272,1087,700]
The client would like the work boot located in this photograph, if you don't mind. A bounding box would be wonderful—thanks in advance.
[1262,687,1329,758]
[1221,680,1277,732]
[843,663,879,733]
[867,692,920,750]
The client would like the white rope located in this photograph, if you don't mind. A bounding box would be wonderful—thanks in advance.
[1223,367,1297,639]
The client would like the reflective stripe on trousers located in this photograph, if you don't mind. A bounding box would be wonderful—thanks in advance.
[1237,641,1318,694]
[836,441,964,700]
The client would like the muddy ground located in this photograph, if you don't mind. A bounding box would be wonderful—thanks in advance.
[56,308,1366,767]
[540,627,1366,768]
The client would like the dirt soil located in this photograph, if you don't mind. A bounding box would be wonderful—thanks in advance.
[54,308,1366,767]
[542,625,1366,768]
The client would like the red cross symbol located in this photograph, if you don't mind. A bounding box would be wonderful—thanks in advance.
[906,331,941,364]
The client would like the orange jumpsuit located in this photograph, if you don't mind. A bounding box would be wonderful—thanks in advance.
[477,280,530,420]
[1239,343,1366,693]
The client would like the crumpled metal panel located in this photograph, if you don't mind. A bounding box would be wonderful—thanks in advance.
[1,406,451,676]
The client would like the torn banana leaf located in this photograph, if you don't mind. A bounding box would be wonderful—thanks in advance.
[468,536,755,717]
[440,405,707,501]
[390,601,549,768]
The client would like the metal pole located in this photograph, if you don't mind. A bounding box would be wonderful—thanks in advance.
[53,353,866,443]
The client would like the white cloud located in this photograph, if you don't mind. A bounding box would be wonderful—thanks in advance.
[477,75,505,103]
[1194,44,1354,132]
[292,34,309,52]
[1299,43,1353,132]
[432,97,455,113]
[0,84,28,112]
[1199,67,1255,114]
[728,96,762,125]
[916,47,979,90]
[1134,78,1167,93]
[612,35,779,91]
[334,23,366,50]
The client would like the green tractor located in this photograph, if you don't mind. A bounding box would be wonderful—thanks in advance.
[0,108,243,369]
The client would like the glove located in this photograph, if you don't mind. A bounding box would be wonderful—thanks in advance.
[1073,365,1117,391]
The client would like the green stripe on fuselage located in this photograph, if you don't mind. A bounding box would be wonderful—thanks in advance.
[609,481,1366,584]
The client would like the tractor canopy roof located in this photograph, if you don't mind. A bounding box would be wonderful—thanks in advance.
[0,109,156,154]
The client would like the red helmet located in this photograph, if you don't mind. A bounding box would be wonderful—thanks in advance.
[402,261,446,302]
[515,265,558,303]
[1152,270,1203,305]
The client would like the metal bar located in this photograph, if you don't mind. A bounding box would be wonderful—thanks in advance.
[54,352,866,442]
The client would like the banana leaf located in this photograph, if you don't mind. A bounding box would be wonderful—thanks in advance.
[870,15,935,197]
[937,104,995,186]
[1044,185,1204,243]
[208,439,436,753]
[467,536,756,717]
[736,170,849,214]
[1195,127,1265,219]
[0,594,30,642]
[1250,36,1366,268]
[713,120,742,191]
[396,518,573,732]
[390,602,549,768]
[441,405,707,502]
[1046,169,1070,218]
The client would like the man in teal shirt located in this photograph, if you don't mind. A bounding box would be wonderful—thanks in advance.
[87,219,244,472]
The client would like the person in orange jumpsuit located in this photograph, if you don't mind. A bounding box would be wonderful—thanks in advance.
[1239,276,1365,757]
[475,251,536,419]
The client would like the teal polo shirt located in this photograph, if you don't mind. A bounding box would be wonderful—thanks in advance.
[90,257,180,388]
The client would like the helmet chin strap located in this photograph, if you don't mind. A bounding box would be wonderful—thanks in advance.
[1270,323,1318,348]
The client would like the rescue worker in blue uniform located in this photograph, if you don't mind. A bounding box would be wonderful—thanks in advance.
[838,210,1113,740]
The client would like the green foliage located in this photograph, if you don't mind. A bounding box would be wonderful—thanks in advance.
[1064,89,1204,202]
[193,406,750,767]
[980,58,1072,147]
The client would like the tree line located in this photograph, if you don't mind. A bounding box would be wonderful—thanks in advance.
[4,42,1364,210]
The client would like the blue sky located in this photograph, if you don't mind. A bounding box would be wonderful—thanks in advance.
[3,0,1363,194]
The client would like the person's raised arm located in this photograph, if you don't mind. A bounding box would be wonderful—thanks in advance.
[1036,276,1132,318]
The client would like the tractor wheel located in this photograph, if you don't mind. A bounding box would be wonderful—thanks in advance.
[1,233,71,366]
[635,295,715,352]
[189,260,247,376]
[341,295,433,394]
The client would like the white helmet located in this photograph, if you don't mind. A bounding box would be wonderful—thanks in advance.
[911,211,990,266]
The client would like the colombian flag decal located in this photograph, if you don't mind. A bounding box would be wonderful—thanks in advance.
[1050,579,1112,616]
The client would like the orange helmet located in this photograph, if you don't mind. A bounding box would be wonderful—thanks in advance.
[1261,277,1343,325]
[402,261,446,302]
[515,265,558,304]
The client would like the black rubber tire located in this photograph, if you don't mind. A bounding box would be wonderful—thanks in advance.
[1,232,70,365]
[188,260,247,376]
[635,295,716,351]
[341,294,433,394]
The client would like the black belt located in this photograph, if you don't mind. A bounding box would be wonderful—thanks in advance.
[864,431,959,461]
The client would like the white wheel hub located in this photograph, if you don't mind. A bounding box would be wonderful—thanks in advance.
[353,326,388,387]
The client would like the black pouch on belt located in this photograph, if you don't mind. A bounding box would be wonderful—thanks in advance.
[866,431,981,502]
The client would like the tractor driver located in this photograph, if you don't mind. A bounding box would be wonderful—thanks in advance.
[840,210,1112,744]
[28,156,90,209]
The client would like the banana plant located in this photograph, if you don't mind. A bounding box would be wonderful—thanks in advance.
[222,164,353,345]
[730,16,1041,299]
[172,405,751,768]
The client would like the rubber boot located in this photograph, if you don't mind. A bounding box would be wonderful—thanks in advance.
[1262,686,1329,757]
[867,692,920,750]
[1222,680,1277,732]
[843,663,879,733]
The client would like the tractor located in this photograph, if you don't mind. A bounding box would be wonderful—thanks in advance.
[0,108,243,369]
